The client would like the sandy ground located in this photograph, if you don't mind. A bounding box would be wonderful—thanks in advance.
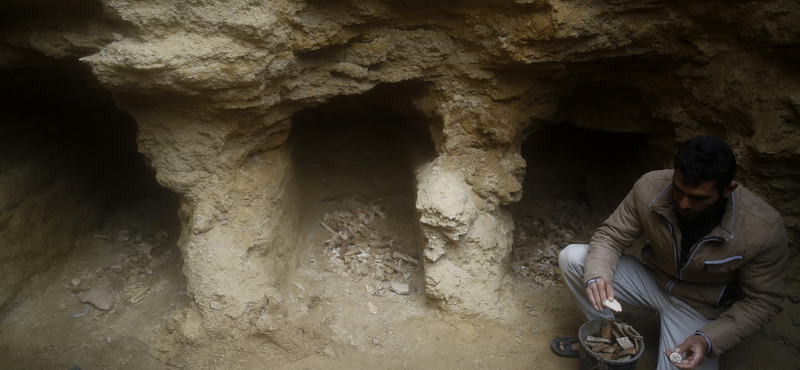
[0,192,662,370]
[1,117,798,369]
[1,193,798,370]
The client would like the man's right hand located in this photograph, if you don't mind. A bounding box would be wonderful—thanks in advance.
[585,277,615,311]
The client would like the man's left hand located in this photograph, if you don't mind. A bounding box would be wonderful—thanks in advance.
[664,334,708,369]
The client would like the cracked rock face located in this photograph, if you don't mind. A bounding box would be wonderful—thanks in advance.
[2,0,799,337]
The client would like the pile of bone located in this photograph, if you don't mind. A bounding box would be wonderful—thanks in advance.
[584,320,644,361]
[93,229,171,275]
[320,203,419,287]
[116,229,170,259]
[510,212,591,287]
[67,229,173,318]
[95,229,170,259]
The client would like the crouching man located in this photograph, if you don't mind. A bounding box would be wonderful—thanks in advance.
[553,136,787,370]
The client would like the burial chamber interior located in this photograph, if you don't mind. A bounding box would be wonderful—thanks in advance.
[508,123,672,284]
[0,58,184,318]
[286,89,436,294]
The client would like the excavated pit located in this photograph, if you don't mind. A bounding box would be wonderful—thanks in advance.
[288,90,436,299]
[509,123,670,287]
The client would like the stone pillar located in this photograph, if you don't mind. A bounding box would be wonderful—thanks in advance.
[413,88,528,317]
[116,100,298,332]
[416,159,515,317]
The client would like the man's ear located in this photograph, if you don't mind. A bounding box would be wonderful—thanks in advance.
[723,182,738,198]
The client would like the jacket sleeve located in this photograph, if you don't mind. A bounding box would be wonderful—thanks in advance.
[583,178,646,284]
[698,220,788,356]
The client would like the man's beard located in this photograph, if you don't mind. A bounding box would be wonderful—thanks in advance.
[677,195,727,223]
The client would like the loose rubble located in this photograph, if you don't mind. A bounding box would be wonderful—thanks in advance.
[318,202,419,296]
[511,201,594,287]
[80,288,113,310]
[72,306,90,318]
[69,228,173,317]
[584,320,644,361]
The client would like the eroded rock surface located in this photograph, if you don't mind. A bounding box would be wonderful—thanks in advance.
[1,0,799,366]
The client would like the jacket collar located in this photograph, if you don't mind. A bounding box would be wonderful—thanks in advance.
[648,180,736,242]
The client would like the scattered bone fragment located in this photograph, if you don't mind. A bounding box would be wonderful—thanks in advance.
[80,288,113,310]
[372,205,386,219]
[93,234,112,241]
[321,221,337,236]
[129,285,153,304]
[510,208,592,286]
[134,241,154,259]
[72,306,90,318]
[603,298,622,312]
[154,229,169,242]
[383,261,403,274]
[390,282,410,295]
[319,202,418,286]
[392,252,419,266]
[71,278,81,286]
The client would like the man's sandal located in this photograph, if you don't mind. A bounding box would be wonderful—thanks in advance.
[551,336,580,357]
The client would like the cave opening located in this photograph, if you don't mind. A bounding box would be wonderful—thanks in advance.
[508,122,670,284]
[0,58,185,334]
[287,87,435,295]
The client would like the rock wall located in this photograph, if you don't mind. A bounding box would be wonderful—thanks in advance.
[0,59,166,313]
[2,0,799,336]
[0,114,103,313]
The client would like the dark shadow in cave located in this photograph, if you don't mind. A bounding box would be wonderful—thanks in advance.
[0,57,182,311]
[288,87,436,277]
[512,123,668,223]
[507,123,670,286]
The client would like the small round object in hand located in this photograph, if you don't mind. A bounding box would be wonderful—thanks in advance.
[669,352,682,364]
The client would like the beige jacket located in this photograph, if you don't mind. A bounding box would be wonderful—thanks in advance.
[584,170,787,356]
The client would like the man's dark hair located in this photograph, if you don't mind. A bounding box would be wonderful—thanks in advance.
[674,135,737,193]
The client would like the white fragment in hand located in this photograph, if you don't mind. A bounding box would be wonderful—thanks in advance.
[670,352,682,364]
[603,298,622,312]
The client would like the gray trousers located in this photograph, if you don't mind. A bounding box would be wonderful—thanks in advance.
[559,244,719,370]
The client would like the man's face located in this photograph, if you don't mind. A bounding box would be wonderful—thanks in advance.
[672,169,734,222]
